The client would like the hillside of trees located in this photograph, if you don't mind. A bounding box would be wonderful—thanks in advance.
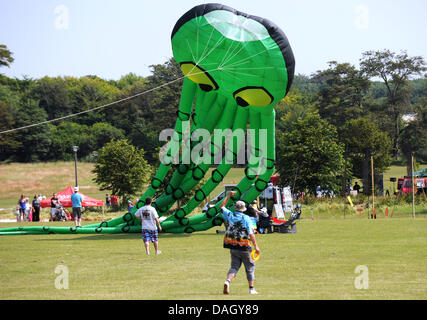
[1,45,426,195]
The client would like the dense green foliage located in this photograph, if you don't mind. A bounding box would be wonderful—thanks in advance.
[277,113,345,194]
[0,46,426,195]
[92,139,152,202]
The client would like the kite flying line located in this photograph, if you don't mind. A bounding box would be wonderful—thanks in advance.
[0,65,225,136]
[0,76,187,135]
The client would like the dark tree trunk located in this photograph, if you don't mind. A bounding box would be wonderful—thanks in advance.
[392,111,400,160]
[363,153,370,195]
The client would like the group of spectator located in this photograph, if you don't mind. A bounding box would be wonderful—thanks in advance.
[241,200,272,234]
[15,194,45,222]
[105,194,119,210]
[49,192,72,222]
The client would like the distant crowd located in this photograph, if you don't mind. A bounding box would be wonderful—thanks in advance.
[15,192,122,222]
[15,194,46,222]
[15,193,72,222]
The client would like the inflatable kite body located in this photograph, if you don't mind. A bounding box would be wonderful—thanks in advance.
[0,3,294,235]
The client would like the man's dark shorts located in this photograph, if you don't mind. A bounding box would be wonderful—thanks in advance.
[73,207,82,220]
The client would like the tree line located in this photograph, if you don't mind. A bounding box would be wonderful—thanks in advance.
[1,44,426,197]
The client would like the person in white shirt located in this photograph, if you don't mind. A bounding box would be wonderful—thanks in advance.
[135,197,162,255]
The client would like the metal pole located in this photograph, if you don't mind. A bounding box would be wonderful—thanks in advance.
[412,153,415,219]
[343,151,348,219]
[371,155,375,219]
[367,197,370,219]
[73,146,78,187]
[74,150,78,187]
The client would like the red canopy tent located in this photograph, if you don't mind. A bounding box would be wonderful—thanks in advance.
[41,186,104,208]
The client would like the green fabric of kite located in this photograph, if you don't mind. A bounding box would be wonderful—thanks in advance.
[0,3,294,235]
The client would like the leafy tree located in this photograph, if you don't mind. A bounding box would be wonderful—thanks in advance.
[0,44,14,69]
[115,73,146,90]
[13,100,52,162]
[312,61,370,132]
[275,88,315,132]
[291,74,322,96]
[31,77,70,120]
[276,113,345,195]
[0,101,22,160]
[49,122,94,160]
[399,99,427,174]
[90,122,125,150]
[49,122,125,160]
[341,118,392,194]
[92,139,152,203]
[110,58,183,163]
[65,76,119,125]
[360,49,426,158]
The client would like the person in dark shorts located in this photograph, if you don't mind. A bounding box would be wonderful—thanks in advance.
[71,187,83,227]
[32,195,41,222]
[50,193,59,220]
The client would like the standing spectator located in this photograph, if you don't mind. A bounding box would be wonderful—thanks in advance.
[127,200,134,213]
[245,200,261,233]
[14,205,20,222]
[353,182,361,194]
[106,194,111,207]
[246,200,261,219]
[135,197,162,255]
[18,194,26,222]
[32,195,41,222]
[25,198,32,221]
[111,194,119,211]
[257,207,272,234]
[219,191,260,295]
[50,193,59,220]
[71,187,83,227]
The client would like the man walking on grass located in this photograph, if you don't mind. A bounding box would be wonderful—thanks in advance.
[135,197,162,255]
[71,187,83,227]
[219,191,260,295]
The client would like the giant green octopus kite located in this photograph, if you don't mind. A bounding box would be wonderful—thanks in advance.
[0,3,294,236]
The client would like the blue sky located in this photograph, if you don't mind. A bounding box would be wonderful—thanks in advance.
[1,0,426,80]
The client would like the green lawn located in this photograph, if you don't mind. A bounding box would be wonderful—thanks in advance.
[1,217,426,300]
[1,162,426,300]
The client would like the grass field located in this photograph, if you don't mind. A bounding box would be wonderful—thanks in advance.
[1,162,426,300]
[1,217,426,300]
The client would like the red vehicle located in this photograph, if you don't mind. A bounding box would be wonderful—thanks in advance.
[397,174,427,194]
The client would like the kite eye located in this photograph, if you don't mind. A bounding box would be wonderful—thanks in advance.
[180,62,218,91]
[198,84,214,92]
[233,87,273,107]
